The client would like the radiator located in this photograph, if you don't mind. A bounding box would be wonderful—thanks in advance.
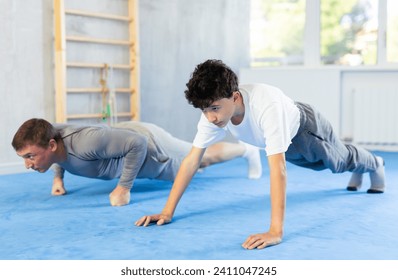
[352,87,398,150]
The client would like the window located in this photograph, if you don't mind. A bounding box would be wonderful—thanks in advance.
[250,0,306,67]
[321,0,378,65]
[250,0,396,67]
[387,0,398,62]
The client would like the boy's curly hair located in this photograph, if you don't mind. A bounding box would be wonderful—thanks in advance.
[184,59,239,109]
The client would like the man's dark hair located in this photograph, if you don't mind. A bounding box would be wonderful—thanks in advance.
[12,118,61,151]
[184,59,239,109]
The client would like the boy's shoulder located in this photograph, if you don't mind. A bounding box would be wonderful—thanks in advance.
[239,83,284,103]
[239,83,282,94]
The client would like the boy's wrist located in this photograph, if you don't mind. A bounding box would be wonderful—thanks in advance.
[161,206,174,218]
[269,224,284,236]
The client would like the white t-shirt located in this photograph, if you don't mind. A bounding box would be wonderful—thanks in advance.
[192,83,301,156]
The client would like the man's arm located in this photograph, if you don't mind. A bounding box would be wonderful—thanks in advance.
[242,152,286,249]
[135,146,206,226]
[98,128,148,206]
[67,126,149,206]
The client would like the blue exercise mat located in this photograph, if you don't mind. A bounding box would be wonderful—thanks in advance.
[0,151,397,260]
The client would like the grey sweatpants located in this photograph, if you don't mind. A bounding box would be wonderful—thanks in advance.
[285,102,379,174]
[113,121,192,181]
[137,122,192,159]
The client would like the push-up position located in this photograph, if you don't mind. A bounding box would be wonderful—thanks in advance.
[12,118,262,206]
[135,59,385,249]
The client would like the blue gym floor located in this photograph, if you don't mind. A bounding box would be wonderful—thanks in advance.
[0,151,397,260]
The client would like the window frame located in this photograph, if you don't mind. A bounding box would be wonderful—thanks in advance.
[307,0,389,66]
[253,0,398,67]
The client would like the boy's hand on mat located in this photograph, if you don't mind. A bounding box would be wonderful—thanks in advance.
[51,178,66,196]
[241,231,282,250]
[135,214,172,227]
[109,185,131,206]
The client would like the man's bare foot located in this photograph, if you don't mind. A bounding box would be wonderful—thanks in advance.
[109,185,131,206]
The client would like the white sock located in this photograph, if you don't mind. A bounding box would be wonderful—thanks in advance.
[368,156,385,193]
[347,172,363,188]
[242,143,262,179]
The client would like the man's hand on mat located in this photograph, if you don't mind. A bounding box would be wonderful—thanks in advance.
[109,185,131,206]
[51,177,66,196]
[241,231,282,250]
[135,214,172,227]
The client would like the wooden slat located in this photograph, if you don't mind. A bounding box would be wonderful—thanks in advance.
[67,112,133,119]
[66,35,131,46]
[54,0,139,123]
[54,0,67,123]
[67,88,133,93]
[66,62,131,69]
[65,9,131,22]
[129,0,140,121]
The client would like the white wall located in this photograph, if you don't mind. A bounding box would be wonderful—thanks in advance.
[2,0,397,175]
[0,0,54,174]
[240,67,398,151]
[0,0,250,174]
[341,70,398,150]
[139,0,250,141]
[240,67,341,135]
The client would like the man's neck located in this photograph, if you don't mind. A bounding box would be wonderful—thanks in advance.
[55,140,67,162]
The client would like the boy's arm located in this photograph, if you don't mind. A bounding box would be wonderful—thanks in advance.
[242,152,286,249]
[135,146,206,226]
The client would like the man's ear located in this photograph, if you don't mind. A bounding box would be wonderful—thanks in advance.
[49,139,58,151]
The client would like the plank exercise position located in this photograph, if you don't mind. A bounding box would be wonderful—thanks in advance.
[135,59,385,249]
[11,118,262,206]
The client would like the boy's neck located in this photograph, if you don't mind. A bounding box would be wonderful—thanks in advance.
[231,92,245,125]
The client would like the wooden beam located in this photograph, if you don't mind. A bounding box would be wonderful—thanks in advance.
[54,0,67,123]
[67,112,133,119]
[53,0,140,124]
[65,9,131,22]
[67,88,133,93]
[129,0,140,121]
[66,35,131,46]
[66,62,131,69]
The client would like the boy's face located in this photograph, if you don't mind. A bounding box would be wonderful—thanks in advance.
[16,141,56,173]
[201,94,238,128]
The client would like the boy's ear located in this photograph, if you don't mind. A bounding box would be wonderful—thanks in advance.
[233,91,240,101]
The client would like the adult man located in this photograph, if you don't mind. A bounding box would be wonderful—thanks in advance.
[12,118,261,206]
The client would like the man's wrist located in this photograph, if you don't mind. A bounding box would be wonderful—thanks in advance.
[53,177,63,182]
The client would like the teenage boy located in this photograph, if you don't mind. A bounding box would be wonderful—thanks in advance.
[135,59,385,250]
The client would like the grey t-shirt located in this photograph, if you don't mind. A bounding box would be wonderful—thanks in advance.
[52,122,190,189]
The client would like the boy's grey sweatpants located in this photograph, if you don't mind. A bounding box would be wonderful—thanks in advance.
[285,102,380,174]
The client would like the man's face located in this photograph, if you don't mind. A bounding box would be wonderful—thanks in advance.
[201,95,236,128]
[16,143,55,173]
